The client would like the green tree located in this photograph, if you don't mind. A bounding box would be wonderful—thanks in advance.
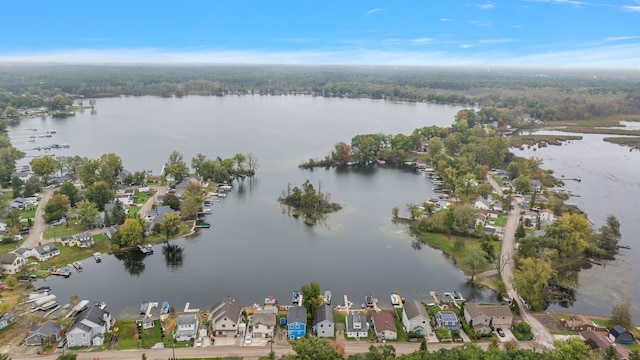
[97,153,123,187]
[10,176,23,197]
[110,200,127,225]
[160,213,181,242]
[547,338,591,360]
[391,206,399,219]
[30,155,58,184]
[287,337,342,360]
[165,150,189,183]
[513,257,555,311]
[4,275,17,288]
[515,223,526,239]
[300,282,324,321]
[23,176,42,198]
[364,344,396,360]
[48,94,72,111]
[427,137,444,157]
[612,300,633,329]
[114,218,144,248]
[85,180,113,211]
[514,175,531,194]
[79,159,100,187]
[44,194,70,223]
[56,182,79,207]
[162,193,181,211]
[72,200,100,227]
[462,254,488,286]
[180,196,201,220]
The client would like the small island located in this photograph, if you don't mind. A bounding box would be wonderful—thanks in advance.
[278,180,342,225]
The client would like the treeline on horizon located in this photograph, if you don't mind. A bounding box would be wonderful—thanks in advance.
[1,64,640,123]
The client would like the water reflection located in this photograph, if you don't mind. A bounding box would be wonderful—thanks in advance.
[114,250,146,276]
[162,243,184,271]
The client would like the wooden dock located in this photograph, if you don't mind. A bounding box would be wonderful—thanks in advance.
[183,302,199,313]
[429,291,439,305]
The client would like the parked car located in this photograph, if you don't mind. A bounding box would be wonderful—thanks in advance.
[18,275,32,282]
[496,328,505,337]
[195,337,202,347]
[245,336,252,345]
[19,226,30,235]
[57,338,67,349]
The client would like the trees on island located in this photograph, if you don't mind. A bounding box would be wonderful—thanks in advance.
[279,180,342,226]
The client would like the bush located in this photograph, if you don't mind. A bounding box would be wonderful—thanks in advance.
[512,321,533,341]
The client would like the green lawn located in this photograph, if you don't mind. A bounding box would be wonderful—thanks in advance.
[139,320,165,348]
[41,234,111,268]
[493,216,507,227]
[134,189,156,205]
[44,223,86,239]
[413,232,499,275]
[111,320,140,350]
[0,238,23,253]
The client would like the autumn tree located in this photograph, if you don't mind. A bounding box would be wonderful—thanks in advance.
[85,180,113,211]
[165,150,189,183]
[97,153,123,187]
[513,257,555,311]
[72,200,100,227]
[300,282,324,321]
[56,182,79,207]
[113,218,144,248]
[30,155,58,184]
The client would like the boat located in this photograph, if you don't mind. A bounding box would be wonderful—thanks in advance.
[140,302,149,314]
[365,294,374,308]
[292,291,301,304]
[323,290,332,305]
[196,221,211,228]
[390,293,401,306]
[138,244,154,255]
[93,252,102,262]
[264,295,277,306]
[72,261,83,271]
[160,301,170,315]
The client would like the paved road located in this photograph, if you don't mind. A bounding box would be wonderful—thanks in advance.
[138,185,169,219]
[487,175,555,350]
[21,187,55,249]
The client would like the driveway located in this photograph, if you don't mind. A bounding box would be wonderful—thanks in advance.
[21,187,55,249]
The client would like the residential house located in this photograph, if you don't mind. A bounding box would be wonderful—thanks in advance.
[371,311,397,340]
[313,304,335,338]
[250,308,277,339]
[435,311,461,331]
[530,180,542,193]
[9,197,25,210]
[0,252,25,275]
[287,306,307,339]
[522,210,538,224]
[346,313,369,338]
[402,299,430,334]
[25,321,63,346]
[103,225,120,241]
[175,313,199,342]
[25,243,60,262]
[463,303,513,336]
[49,174,74,187]
[562,314,598,332]
[146,205,178,226]
[117,169,132,185]
[0,313,16,330]
[582,330,630,360]
[75,232,94,248]
[59,235,73,246]
[66,303,112,347]
[539,209,555,226]
[609,325,635,344]
[208,296,242,337]
[474,197,493,210]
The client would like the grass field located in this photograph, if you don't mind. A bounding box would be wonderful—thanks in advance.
[413,232,499,275]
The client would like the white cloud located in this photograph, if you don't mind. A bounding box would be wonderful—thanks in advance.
[477,3,496,9]
[478,38,516,44]
[605,36,639,42]
[468,20,492,27]
[440,18,453,21]
[364,8,381,16]
[411,38,433,44]
[623,5,640,11]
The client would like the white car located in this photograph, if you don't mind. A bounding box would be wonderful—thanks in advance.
[195,337,202,347]
[245,336,252,345]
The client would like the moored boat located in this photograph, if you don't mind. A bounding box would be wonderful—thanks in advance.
[93,252,102,263]
[390,293,401,306]
[140,302,149,314]
[323,290,332,305]
[264,295,277,306]
[160,301,170,314]
[73,261,83,271]
[292,291,301,304]
[365,294,374,308]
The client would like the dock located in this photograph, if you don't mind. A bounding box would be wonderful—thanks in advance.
[429,291,440,305]
[183,302,199,313]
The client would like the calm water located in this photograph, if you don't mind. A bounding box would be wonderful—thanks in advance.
[513,131,640,319]
[11,96,498,318]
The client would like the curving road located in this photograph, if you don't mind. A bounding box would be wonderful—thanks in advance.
[487,175,554,350]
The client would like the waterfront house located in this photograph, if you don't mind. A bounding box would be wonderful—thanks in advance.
[346,313,369,338]
[146,205,178,226]
[25,321,62,346]
[0,313,16,330]
[312,304,335,338]
[463,303,513,336]
[435,311,461,331]
[402,299,430,334]
[59,235,72,246]
[371,311,397,340]
[582,330,630,359]
[250,307,277,339]
[609,325,635,344]
[66,303,112,347]
[522,210,538,224]
[562,314,598,332]
[0,252,25,275]
[175,313,199,342]
[287,306,307,340]
[208,296,242,337]
[75,232,94,248]
[103,225,120,241]
[25,243,60,262]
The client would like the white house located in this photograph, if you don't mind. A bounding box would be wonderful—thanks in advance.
[208,296,242,337]
[0,253,25,275]
[175,313,199,342]
[312,304,334,338]
[402,299,430,334]
[66,303,112,347]
[250,308,276,339]
[346,313,369,338]
[19,243,60,262]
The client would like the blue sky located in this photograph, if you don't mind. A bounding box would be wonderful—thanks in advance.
[1,0,639,67]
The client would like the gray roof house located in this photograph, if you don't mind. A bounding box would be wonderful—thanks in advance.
[208,296,242,337]
[25,321,63,346]
[27,243,60,262]
[402,299,430,334]
[0,313,17,330]
[103,225,121,241]
[435,311,461,331]
[75,232,94,248]
[0,252,25,275]
[463,303,513,336]
[346,313,369,338]
[609,325,635,345]
[250,307,277,339]
[66,303,112,347]
[312,304,335,338]
[175,313,199,342]
[146,205,178,225]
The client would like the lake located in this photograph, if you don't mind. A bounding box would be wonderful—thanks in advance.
[10,95,498,318]
[513,131,640,320]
